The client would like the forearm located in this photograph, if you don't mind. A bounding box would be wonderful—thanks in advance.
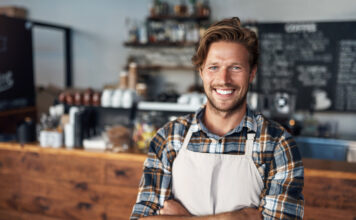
[260,133,304,219]
[140,208,262,220]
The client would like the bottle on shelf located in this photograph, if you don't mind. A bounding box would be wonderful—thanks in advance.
[138,21,148,44]
[119,70,128,89]
[174,0,188,17]
[125,18,139,43]
[150,0,170,17]
[196,0,210,17]
[128,62,138,91]
[83,88,94,106]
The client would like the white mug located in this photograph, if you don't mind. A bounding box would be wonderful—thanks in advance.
[111,89,123,108]
[64,123,74,148]
[189,93,202,105]
[122,89,136,108]
[101,89,114,107]
[69,106,79,125]
[177,94,190,104]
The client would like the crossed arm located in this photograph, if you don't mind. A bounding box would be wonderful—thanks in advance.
[131,127,304,220]
[141,199,262,220]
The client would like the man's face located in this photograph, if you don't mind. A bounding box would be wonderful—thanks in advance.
[200,41,256,113]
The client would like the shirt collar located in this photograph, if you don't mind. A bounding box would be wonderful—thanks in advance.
[190,104,258,137]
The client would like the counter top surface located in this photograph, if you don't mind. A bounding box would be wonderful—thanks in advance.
[0,142,147,162]
[1,142,356,179]
[295,136,356,144]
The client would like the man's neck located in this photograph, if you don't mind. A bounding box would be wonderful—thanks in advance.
[202,103,247,137]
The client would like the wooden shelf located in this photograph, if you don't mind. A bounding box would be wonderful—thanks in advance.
[147,15,210,22]
[0,106,36,117]
[126,65,195,71]
[138,101,200,112]
[124,41,197,47]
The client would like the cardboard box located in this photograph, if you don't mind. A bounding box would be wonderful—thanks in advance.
[0,6,28,19]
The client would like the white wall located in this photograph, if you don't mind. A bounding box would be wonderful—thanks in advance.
[0,0,150,89]
[210,0,356,22]
[2,0,356,89]
[1,0,356,137]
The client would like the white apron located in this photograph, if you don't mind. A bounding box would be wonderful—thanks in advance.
[171,127,264,216]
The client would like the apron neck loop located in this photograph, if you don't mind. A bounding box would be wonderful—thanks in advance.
[182,126,193,150]
[245,133,255,156]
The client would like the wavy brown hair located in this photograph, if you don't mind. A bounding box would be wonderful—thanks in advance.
[192,17,258,70]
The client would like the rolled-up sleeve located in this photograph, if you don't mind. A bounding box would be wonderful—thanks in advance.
[130,127,175,219]
[260,131,304,219]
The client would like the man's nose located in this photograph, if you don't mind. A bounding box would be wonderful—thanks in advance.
[218,67,231,83]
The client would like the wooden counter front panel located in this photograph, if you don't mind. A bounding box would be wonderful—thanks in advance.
[1,145,356,219]
[20,151,106,184]
[105,160,143,188]
[0,147,144,220]
[303,176,356,210]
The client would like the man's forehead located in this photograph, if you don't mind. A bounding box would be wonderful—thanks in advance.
[205,60,243,65]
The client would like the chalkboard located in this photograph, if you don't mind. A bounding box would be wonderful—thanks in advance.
[252,21,356,112]
[0,15,35,111]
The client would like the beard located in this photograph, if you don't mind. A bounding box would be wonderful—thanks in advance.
[205,83,248,114]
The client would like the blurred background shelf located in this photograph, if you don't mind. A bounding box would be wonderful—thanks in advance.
[125,64,195,71]
[138,101,200,112]
[124,41,198,47]
[147,15,210,21]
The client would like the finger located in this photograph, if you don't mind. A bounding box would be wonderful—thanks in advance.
[159,208,166,215]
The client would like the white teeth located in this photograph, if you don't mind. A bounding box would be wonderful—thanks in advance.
[216,89,233,95]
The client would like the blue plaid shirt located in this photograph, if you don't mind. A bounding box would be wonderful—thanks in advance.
[131,106,304,219]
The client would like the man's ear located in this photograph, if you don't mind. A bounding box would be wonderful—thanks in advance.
[249,65,257,83]
[199,67,203,79]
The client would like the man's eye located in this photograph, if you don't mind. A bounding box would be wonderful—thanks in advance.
[208,66,218,70]
[231,66,241,70]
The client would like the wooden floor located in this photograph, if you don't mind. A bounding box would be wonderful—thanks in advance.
[0,143,355,220]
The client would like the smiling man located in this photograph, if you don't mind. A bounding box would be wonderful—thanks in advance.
[131,17,304,220]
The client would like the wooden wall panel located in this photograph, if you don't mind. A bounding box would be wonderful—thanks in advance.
[0,149,22,174]
[20,177,101,204]
[91,185,138,206]
[0,209,22,220]
[20,152,106,184]
[105,160,143,187]
[1,144,356,219]
[104,186,139,219]
[0,208,65,220]
[17,193,107,220]
[304,176,356,210]
[0,145,143,219]
[0,173,21,211]
[21,212,65,220]
[19,152,57,179]
[304,206,356,220]
[52,155,106,184]
[20,176,139,207]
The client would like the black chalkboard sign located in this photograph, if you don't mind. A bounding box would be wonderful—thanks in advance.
[252,21,356,112]
[0,15,35,111]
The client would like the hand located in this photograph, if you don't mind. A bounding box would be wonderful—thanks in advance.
[159,199,191,216]
[232,207,262,220]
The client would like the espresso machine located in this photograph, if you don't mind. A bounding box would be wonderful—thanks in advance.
[249,91,301,136]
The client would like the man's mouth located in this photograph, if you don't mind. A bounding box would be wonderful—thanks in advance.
[215,88,234,95]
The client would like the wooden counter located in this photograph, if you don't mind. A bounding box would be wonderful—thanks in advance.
[0,143,355,220]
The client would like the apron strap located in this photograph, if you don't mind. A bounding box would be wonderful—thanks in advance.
[182,126,193,150]
[245,133,255,156]
[182,127,255,155]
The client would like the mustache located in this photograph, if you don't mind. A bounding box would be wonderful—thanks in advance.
[211,83,239,89]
